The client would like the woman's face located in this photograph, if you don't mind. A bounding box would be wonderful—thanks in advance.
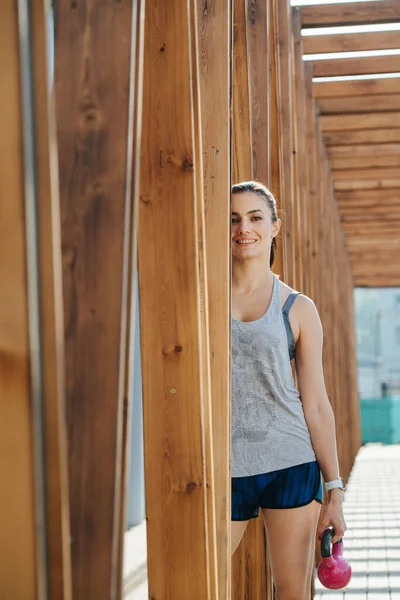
[231,191,280,261]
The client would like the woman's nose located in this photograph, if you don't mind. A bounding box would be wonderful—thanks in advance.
[239,221,251,234]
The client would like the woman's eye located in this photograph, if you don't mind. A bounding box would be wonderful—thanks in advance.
[231,218,239,224]
[252,216,262,221]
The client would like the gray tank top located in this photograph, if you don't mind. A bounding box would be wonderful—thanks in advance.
[231,274,316,477]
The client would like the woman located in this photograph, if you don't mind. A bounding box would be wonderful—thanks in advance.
[231,181,346,600]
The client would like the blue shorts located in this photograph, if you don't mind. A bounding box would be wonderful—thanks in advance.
[232,460,323,521]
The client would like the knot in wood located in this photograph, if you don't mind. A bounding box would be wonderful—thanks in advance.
[186,482,197,493]
[183,157,194,171]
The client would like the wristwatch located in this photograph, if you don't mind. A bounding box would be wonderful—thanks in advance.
[323,477,346,492]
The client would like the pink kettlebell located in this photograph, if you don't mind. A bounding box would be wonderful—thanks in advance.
[317,528,352,590]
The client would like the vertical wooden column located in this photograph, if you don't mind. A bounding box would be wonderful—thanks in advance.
[197,1,232,598]
[138,0,218,598]
[232,2,273,599]
[55,1,141,598]
[271,0,296,287]
[31,2,72,598]
[1,1,71,599]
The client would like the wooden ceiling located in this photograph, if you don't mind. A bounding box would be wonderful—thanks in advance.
[299,0,400,288]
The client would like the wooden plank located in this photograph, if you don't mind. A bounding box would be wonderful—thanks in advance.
[0,3,42,598]
[273,0,296,287]
[138,0,217,597]
[313,54,400,78]
[332,167,400,179]
[303,30,400,55]
[338,203,400,216]
[249,0,270,186]
[115,3,146,599]
[55,0,135,598]
[300,1,400,28]
[332,154,400,169]
[232,1,271,598]
[31,1,72,598]
[319,94,400,115]
[314,77,400,99]
[329,143,400,156]
[232,0,253,181]
[324,128,400,145]
[321,112,400,131]
[354,277,400,287]
[292,7,307,292]
[335,178,400,190]
[197,0,231,597]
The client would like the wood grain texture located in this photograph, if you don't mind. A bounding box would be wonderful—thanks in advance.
[314,77,400,99]
[272,0,295,286]
[232,0,253,182]
[197,1,232,597]
[0,4,40,598]
[31,1,72,598]
[312,54,400,78]
[303,30,400,55]
[301,0,400,28]
[138,0,217,597]
[231,2,271,598]
[55,1,134,598]
[319,94,400,115]
[321,112,400,131]
[324,128,400,145]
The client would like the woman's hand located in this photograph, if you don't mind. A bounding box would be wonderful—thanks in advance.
[317,491,347,545]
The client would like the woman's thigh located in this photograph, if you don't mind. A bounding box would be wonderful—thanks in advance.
[262,501,321,600]
[231,519,250,556]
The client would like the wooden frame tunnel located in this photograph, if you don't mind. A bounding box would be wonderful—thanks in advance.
[9,0,400,598]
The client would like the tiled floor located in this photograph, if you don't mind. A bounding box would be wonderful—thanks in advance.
[315,444,400,600]
[124,444,400,599]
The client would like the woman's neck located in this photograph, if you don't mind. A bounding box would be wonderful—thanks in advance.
[232,258,273,295]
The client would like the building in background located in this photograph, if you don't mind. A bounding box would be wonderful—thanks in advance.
[355,288,400,399]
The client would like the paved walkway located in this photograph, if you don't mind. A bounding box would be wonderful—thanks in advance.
[124,444,400,599]
[315,444,400,600]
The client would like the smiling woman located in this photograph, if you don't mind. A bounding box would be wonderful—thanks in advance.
[230,180,347,600]
[232,181,280,268]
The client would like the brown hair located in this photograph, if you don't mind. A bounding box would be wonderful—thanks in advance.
[232,181,279,267]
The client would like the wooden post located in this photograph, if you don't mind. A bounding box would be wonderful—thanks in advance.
[197,1,232,597]
[138,0,218,597]
[55,1,140,598]
[0,1,71,598]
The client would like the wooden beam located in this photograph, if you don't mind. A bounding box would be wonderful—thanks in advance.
[354,277,400,287]
[232,1,271,597]
[318,94,400,115]
[336,188,400,201]
[31,1,72,598]
[332,154,400,170]
[300,1,400,28]
[313,77,400,99]
[338,204,400,216]
[321,112,400,131]
[304,30,400,55]
[335,178,400,190]
[138,0,218,597]
[197,0,232,597]
[0,4,44,597]
[232,0,253,181]
[55,1,139,598]
[313,54,400,78]
[324,128,400,145]
[329,144,400,156]
[333,167,400,179]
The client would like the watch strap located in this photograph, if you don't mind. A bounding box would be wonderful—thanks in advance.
[323,477,345,492]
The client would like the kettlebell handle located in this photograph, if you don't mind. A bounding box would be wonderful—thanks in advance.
[321,528,342,558]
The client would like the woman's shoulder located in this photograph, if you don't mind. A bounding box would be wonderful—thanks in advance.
[276,277,317,314]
